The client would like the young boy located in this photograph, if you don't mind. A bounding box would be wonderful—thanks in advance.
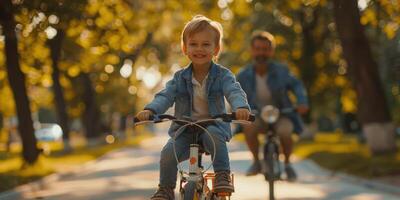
[136,15,250,200]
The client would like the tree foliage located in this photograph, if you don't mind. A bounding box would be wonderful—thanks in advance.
[0,0,399,140]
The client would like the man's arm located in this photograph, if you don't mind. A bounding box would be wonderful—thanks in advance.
[286,69,308,107]
[236,70,245,88]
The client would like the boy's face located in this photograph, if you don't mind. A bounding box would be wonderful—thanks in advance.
[251,39,274,65]
[183,28,220,66]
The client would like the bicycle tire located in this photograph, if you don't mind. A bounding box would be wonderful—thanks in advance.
[183,181,200,200]
[265,142,276,200]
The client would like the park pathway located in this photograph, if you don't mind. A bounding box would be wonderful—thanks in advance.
[1,130,399,200]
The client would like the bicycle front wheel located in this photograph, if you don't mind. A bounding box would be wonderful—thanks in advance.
[183,181,200,200]
[265,142,277,200]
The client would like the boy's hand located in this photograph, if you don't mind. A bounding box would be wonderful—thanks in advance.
[235,108,250,120]
[136,110,154,121]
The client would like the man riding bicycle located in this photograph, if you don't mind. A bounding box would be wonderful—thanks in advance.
[236,31,309,181]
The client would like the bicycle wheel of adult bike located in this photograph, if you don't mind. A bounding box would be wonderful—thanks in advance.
[264,142,277,200]
[182,181,200,200]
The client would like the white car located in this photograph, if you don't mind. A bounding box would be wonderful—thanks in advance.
[34,123,63,141]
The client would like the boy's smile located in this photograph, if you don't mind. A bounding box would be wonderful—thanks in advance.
[183,28,220,68]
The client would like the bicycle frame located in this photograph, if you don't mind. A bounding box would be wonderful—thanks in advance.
[173,118,234,200]
[177,125,209,200]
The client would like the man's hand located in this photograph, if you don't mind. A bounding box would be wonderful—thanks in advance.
[297,105,309,115]
[135,110,154,121]
[235,108,250,120]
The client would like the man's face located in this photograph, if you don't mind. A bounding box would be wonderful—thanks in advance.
[251,39,274,65]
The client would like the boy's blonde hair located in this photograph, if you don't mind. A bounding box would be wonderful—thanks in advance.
[251,30,276,49]
[181,15,223,49]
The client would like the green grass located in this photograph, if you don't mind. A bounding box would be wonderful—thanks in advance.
[294,133,400,178]
[0,133,151,192]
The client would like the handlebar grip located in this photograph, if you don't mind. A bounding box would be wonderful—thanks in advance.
[133,115,155,124]
[158,114,176,120]
[213,113,256,122]
[232,113,256,121]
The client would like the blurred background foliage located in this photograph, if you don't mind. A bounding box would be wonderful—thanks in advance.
[0,0,399,154]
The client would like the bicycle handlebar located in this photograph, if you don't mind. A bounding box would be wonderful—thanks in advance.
[212,112,256,122]
[133,113,255,125]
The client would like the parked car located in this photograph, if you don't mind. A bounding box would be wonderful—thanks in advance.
[34,123,63,141]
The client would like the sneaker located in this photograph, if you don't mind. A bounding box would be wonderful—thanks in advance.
[245,161,261,176]
[214,171,234,193]
[150,186,175,200]
[285,164,297,182]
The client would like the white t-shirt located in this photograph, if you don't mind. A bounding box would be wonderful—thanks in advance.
[256,73,272,108]
[192,73,210,120]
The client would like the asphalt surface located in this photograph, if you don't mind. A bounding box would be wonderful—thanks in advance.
[1,131,399,200]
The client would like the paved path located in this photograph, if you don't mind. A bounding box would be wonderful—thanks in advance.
[1,132,400,200]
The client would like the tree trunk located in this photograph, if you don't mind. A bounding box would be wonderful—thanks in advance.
[297,8,320,124]
[80,72,102,139]
[298,7,318,93]
[333,0,396,153]
[0,0,40,164]
[48,28,71,150]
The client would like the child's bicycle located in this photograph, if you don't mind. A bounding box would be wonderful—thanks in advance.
[134,113,254,200]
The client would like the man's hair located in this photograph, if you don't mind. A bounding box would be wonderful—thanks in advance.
[181,15,223,48]
[250,30,276,49]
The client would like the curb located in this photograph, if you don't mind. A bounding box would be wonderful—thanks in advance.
[304,159,400,197]
[0,147,129,200]
[335,171,400,196]
[0,172,67,200]
[0,172,65,200]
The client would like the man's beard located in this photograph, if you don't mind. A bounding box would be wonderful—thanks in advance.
[255,56,269,65]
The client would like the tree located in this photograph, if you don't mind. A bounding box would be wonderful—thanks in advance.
[48,28,71,148]
[21,0,87,148]
[79,72,101,138]
[333,0,396,153]
[0,0,40,164]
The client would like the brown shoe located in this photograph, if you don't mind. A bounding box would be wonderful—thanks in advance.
[150,186,174,200]
[214,171,234,193]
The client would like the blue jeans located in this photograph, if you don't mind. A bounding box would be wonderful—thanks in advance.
[159,125,230,188]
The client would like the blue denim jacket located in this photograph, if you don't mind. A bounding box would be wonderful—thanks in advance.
[237,61,308,133]
[145,61,250,140]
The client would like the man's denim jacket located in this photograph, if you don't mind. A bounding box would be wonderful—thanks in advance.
[145,61,250,140]
[237,61,308,133]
